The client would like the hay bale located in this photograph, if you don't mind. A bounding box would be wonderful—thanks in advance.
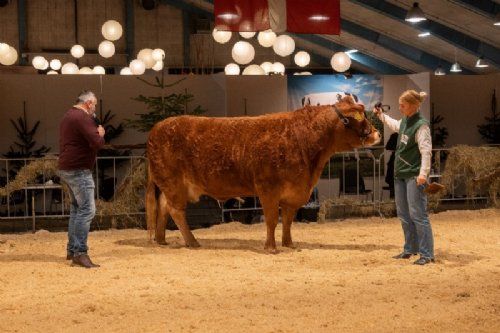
[438,145,500,206]
[0,158,59,197]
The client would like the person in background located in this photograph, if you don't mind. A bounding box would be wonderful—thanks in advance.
[58,90,105,268]
[373,90,434,265]
[385,132,399,198]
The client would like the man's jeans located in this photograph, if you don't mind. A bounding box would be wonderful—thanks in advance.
[58,169,96,256]
[394,178,434,259]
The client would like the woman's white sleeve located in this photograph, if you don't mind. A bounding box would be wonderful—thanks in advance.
[378,113,401,133]
[416,124,432,178]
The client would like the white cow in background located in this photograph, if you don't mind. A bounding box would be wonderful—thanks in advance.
[302,92,359,107]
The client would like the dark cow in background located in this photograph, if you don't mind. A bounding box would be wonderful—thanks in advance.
[146,96,381,252]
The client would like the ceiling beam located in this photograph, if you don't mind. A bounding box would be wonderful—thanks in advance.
[350,0,500,67]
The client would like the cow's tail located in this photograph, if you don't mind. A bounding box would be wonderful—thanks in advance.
[145,163,157,240]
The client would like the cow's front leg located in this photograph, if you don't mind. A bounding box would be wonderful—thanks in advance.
[261,198,280,253]
[281,206,297,248]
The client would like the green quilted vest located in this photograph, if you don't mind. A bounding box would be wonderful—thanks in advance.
[395,112,429,179]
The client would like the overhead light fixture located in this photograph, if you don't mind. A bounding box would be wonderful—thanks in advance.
[309,15,329,21]
[405,2,426,23]
[494,12,500,26]
[475,56,489,68]
[450,48,462,73]
[345,49,358,54]
[450,62,462,73]
[434,65,445,76]
[217,13,239,20]
[418,32,431,37]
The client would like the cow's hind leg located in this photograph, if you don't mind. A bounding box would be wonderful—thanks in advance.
[260,197,280,253]
[281,205,298,248]
[169,206,200,248]
[155,193,169,245]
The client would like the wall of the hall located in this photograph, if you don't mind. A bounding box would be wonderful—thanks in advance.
[0,73,498,156]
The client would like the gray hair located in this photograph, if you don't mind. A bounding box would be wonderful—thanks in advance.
[76,90,96,104]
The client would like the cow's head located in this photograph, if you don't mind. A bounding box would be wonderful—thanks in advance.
[333,96,381,148]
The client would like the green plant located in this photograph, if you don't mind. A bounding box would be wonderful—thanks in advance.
[478,89,499,144]
[125,75,206,132]
[431,114,449,148]
[4,101,50,158]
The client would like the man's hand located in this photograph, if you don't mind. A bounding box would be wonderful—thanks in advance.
[97,125,105,137]
[416,175,427,186]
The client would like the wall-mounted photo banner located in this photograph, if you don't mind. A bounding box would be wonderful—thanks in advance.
[287,75,383,111]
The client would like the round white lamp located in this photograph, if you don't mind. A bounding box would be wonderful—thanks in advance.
[47,70,58,75]
[294,51,310,67]
[98,41,115,58]
[101,20,123,41]
[212,28,232,44]
[0,46,17,66]
[239,31,256,39]
[130,59,146,75]
[79,67,93,75]
[0,43,10,57]
[243,64,265,75]
[331,52,351,72]
[272,62,285,74]
[120,67,133,75]
[50,59,62,70]
[70,45,85,58]
[61,62,79,74]
[273,35,295,57]
[152,61,163,71]
[224,63,240,75]
[32,56,46,70]
[260,61,273,74]
[257,30,276,48]
[137,48,156,69]
[152,48,165,61]
[231,41,255,65]
[93,66,106,75]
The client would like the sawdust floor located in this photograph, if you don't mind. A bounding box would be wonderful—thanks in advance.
[0,209,499,333]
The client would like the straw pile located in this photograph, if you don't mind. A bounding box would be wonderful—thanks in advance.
[438,145,500,206]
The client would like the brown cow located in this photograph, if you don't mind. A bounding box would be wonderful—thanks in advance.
[146,96,381,252]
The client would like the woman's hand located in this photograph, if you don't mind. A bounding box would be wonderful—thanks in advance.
[416,175,427,186]
[372,107,382,116]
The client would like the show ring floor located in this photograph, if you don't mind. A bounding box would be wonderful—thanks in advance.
[0,209,499,333]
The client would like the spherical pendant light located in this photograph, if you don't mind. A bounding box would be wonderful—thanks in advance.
[212,28,232,44]
[130,59,146,75]
[294,51,310,67]
[61,62,79,74]
[98,41,115,58]
[101,20,123,41]
[257,30,276,48]
[224,63,240,75]
[70,45,85,58]
[137,48,156,69]
[331,52,351,72]
[0,46,17,66]
[273,35,295,57]
[231,41,255,65]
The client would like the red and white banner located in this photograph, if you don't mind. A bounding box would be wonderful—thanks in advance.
[214,0,340,35]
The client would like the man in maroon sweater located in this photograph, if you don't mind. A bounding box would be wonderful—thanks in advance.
[58,91,105,268]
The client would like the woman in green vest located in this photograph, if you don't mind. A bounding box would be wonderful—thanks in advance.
[374,90,434,265]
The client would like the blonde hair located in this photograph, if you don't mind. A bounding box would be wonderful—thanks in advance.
[399,90,427,106]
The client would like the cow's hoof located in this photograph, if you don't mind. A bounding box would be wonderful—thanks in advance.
[185,240,201,248]
[156,240,168,246]
[282,242,295,249]
[265,247,279,254]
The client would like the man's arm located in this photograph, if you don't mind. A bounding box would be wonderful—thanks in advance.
[78,114,105,150]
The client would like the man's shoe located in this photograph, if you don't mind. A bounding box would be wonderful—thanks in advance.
[413,257,434,265]
[392,252,415,259]
[66,253,73,260]
[72,254,100,268]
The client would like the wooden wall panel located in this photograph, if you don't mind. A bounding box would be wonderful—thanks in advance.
[26,0,75,51]
[0,0,19,50]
